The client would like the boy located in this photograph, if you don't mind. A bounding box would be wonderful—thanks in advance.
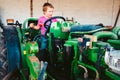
[30,2,57,61]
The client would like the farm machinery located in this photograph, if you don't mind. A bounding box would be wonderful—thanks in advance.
[0,16,120,80]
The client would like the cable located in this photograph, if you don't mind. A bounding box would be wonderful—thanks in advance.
[78,62,100,80]
[78,65,88,79]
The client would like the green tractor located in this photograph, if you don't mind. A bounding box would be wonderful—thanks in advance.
[42,16,120,80]
[0,16,120,80]
[0,18,46,80]
[0,16,72,80]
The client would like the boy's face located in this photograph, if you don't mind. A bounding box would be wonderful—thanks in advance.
[44,7,54,18]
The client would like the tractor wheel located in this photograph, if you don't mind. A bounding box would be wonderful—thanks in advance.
[0,20,21,79]
[3,25,21,80]
[0,21,8,79]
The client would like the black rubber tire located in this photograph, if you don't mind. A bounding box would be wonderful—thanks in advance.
[0,20,8,79]
[0,23,22,80]
[2,69,22,80]
[4,25,21,72]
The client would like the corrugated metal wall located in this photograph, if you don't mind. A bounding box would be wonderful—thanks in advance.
[0,0,120,26]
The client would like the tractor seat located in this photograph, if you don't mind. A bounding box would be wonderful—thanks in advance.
[22,18,40,41]
[28,20,38,27]
[23,17,38,29]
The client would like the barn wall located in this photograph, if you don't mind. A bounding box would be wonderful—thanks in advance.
[0,0,120,26]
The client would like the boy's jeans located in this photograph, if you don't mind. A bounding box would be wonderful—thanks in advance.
[40,35,48,50]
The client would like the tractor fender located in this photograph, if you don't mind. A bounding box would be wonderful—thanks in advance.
[93,31,118,40]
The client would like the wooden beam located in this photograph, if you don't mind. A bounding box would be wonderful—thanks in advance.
[30,0,33,17]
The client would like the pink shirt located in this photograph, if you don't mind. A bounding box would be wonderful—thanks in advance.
[37,16,57,35]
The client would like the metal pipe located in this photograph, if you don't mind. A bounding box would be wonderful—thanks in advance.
[113,6,120,27]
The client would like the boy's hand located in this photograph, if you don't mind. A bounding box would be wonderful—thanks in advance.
[29,23,35,28]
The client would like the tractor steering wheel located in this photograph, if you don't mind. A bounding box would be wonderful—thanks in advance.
[44,16,65,35]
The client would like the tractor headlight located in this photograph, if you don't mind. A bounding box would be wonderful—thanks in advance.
[105,49,120,75]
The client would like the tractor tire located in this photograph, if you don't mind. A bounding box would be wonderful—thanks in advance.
[4,25,21,72]
[0,20,8,79]
[0,20,21,79]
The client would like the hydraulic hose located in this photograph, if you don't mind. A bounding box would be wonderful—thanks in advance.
[107,40,120,45]
[93,31,118,40]
[112,26,120,35]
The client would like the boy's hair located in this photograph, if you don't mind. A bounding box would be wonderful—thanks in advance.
[43,2,54,12]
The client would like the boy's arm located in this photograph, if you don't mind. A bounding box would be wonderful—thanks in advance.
[30,17,44,30]
[33,25,40,30]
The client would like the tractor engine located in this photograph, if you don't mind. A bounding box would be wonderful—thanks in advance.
[105,48,120,75]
